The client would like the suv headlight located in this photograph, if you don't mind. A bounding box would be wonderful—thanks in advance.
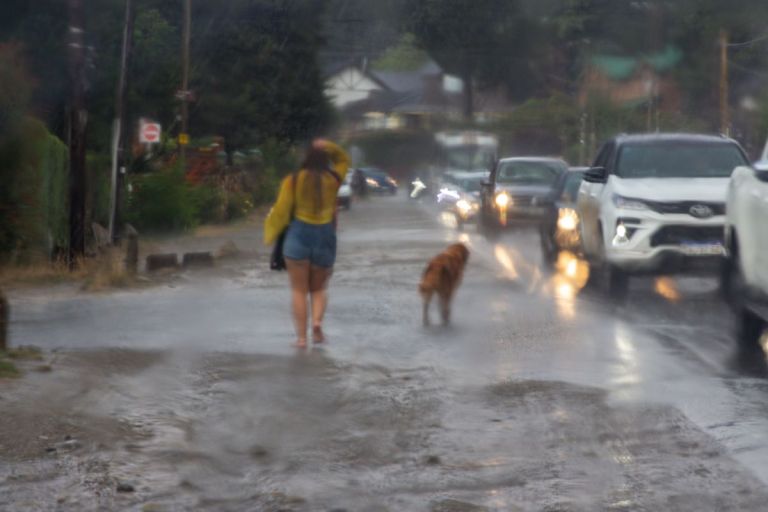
[495,192,510,209]
[612,194,649,211]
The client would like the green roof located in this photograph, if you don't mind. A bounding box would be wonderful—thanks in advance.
[591,46,683,81]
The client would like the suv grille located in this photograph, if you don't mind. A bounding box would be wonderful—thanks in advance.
[650,225,723,247]
[646,200,725,216]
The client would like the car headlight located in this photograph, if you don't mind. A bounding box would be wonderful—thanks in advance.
[456,199,472,215]
[366,177,379,187]
[387,177,397,186]
[495,192,510,209]
[612,194,649,211]
[557,208,579,231]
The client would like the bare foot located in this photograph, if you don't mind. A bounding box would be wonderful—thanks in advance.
[312,326,325,344]
[295,339,308,349]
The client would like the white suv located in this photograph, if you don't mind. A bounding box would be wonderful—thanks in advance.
[577,133,749,297]
[723,158,768,345]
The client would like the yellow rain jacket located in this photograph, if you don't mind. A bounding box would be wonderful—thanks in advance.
[264,142,350,245]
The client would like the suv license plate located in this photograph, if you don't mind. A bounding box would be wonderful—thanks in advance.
[680,242,724,256]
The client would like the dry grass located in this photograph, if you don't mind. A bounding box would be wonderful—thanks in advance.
[0,249,135,292]
[5,345,43,361]
[81,247,134,292]
[0,257,88,288]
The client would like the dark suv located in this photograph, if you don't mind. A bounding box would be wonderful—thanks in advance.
[478,157,567,235]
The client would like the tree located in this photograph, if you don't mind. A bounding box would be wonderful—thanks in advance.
[407,0,538,119]
[191,0,333,162]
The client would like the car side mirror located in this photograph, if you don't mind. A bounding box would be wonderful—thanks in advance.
[583,166,607,183]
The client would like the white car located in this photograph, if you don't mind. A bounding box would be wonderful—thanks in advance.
[337,173,352,210]
[577,133,749,297]
[723,159,768,345]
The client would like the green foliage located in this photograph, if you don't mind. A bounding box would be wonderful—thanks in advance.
[372,34,428,71]
[126,167,199,232]
[191,1,333,156]
[0,358,20,378]
[0,116,68,262]
[189,184,226,224]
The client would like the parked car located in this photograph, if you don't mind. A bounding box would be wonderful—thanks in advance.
[436,170,488,228]
[478,157,567,235]
[539,167,587,268]
[577,133,749,298]
[360,168,398,195]
[337,173,352,210]
[722,159,768,346]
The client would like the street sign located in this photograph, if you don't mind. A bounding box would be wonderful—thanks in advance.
[139,121,161,144]
[178,133,190,146]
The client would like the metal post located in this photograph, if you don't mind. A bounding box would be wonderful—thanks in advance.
[67,0,87,269]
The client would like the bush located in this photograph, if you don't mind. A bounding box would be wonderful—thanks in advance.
[190,184,226,224]
[225,191,254,220]
[126,167,199,232]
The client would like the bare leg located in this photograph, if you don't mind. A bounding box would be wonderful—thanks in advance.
[422,291,432,327]
[286,259,310,347]
[309,265,333,343]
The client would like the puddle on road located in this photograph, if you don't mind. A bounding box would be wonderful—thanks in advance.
[3,350,768,511]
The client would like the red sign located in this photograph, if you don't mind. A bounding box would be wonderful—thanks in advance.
[139,122,161,144]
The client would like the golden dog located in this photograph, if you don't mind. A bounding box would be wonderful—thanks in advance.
[419,243,470,326]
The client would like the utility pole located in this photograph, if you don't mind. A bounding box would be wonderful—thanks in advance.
[109,0,136,244]
[180,0,191,161]
[720,29,730,136]
[67,0,87,268]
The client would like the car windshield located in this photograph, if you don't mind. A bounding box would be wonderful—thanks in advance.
[561,172,585,202]
[457,178,483,192]
[616,143,747,178]
[445,146,496,171]
[496,161,562,186]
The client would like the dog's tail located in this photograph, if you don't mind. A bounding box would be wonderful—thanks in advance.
[419,262,452,296]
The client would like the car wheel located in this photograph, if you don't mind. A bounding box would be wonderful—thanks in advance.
[738,306,765,347]
[607,265,629,301]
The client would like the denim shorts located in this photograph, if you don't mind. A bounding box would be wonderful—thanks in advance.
[283,219,337,268]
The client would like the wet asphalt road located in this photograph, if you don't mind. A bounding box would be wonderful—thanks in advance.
[3,195,768,511]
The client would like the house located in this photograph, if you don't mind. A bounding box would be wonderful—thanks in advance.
[579,46,683,112]
[325,58,514,130]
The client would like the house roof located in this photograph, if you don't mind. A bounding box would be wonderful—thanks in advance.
[591,46,683,81]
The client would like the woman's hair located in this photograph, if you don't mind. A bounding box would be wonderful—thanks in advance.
[301,147,332,213]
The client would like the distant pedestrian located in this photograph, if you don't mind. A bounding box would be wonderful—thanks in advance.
[351,168,367,198]
[264,140,350,348]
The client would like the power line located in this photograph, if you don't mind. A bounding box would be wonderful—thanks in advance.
[727,29,768,48]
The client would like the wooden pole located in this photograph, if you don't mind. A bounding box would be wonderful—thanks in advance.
[67,0,87,269]
[180,0,191,160]
[720,29,730,136]
[109,0,135,244]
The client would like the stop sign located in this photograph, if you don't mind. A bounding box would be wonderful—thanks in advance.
[139,122,161,144]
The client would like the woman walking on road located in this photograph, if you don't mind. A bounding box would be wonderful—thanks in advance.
[264,140,350,348]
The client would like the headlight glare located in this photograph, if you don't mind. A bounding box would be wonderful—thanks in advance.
[557,208,579,231]
[495,192,510,209]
